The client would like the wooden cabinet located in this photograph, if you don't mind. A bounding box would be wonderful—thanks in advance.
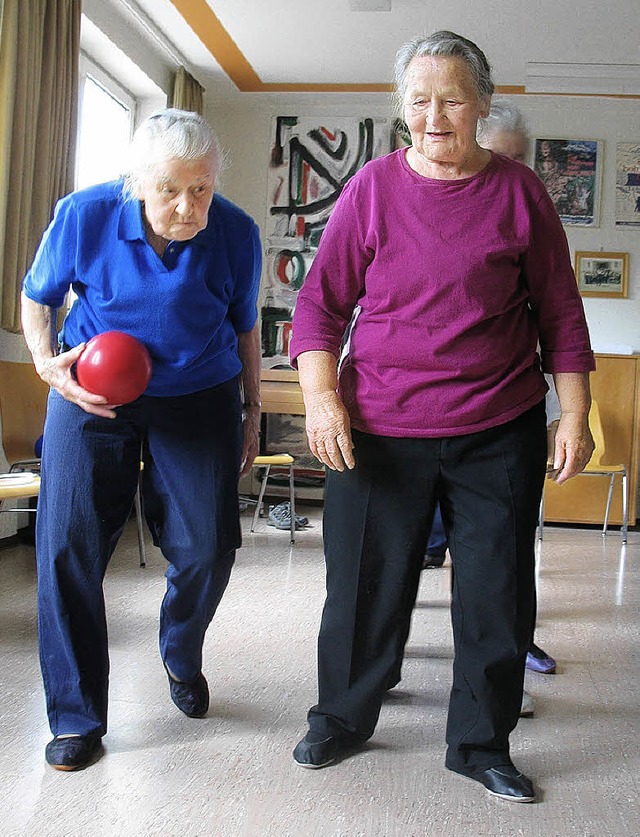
[543,353,640,526]
[260,356,640,526]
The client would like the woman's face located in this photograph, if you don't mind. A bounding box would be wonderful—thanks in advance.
[483,129,527,163]
[403,55,489,170]
[138,155,217,242]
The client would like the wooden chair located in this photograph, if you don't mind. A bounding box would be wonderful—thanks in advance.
[0,360,49,472]
[249,454,296,544]
[0,473,41,514]
[539,399,628,542]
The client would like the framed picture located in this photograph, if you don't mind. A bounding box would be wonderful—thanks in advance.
[615,142,640,227]
[533,138,603,226]
[575,252,629,298]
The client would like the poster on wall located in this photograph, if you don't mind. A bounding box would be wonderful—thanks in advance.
[615,142,640,227]
[262,115,393,369]
[532,138,602,227]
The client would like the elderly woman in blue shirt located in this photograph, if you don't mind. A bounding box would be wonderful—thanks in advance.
[21,109,262,771]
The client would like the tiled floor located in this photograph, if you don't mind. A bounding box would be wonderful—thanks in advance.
[0,507,638,836]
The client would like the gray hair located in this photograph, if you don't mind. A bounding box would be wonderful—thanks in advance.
[123,108,222,199]
[477,97,527,143]
[393,30,494,115]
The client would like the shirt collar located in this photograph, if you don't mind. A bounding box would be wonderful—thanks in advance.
[118,194,215,249]
[118,196,147,242]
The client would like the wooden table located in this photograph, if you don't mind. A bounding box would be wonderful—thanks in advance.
[260,369,305,416]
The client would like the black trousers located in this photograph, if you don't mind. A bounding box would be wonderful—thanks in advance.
[307,401,547,772]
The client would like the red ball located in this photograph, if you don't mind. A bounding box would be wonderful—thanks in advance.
[76,331,152,404]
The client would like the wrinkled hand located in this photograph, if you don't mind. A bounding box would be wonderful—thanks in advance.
[239,409,261,477]
[37,345,118,418]
[304,391,355,471]
[547,411,594,484]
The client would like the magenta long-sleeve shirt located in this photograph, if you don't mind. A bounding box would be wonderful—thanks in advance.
[290,150,594,437]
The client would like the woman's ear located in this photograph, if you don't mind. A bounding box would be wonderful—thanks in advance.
[478,96,491,119]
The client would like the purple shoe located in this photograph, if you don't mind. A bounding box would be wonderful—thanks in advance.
[526,642,556,673]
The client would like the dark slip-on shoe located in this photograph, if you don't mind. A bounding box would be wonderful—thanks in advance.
[167,669,210,718]
[448,762,535,802]
[45,735,103,771]
[293,734,344,769]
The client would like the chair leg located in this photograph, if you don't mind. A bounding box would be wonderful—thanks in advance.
[289,462,295,545]
[251,465,271,532]
[134,481,146,568]
[603,474,615,537]
[622,469,628,543]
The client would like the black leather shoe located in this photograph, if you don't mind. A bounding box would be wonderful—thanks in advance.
[45,735,103,771]
[167,670,209,718]
[448,762,535,802]
[293,734,343,769]
[422,553,445,569]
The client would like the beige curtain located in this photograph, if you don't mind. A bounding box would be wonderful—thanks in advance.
[171,66,205,115]
[0,0,80,333]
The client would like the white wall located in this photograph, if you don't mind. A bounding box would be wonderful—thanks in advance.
[523,96,640,354]
[82,0,174,101]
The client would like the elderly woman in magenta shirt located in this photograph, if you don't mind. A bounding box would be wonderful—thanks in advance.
[289,31,594,803]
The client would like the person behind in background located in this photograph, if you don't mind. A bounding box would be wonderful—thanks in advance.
[477,98,528,162]
[478,99,563,675]
[21,109,262,771]
[454,98,558,678]
[289,31,594,803]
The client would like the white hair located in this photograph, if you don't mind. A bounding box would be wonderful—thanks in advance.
[394,30,494,116]
[122,109,223,199]
[477,98,527,143]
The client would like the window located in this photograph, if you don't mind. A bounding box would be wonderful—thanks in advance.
[75,55,136,190]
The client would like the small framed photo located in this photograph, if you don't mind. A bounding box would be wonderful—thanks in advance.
[575,252,629,298]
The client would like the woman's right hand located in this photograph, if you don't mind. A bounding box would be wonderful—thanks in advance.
[38,345,117,418]
[303,390,355,471]
[21,294,117,418]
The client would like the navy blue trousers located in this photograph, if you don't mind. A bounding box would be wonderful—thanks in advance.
[307,401,547,772]
[427,503,447,556]
[36,379,242,737]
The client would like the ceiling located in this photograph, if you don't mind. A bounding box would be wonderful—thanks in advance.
[129,0,640,97]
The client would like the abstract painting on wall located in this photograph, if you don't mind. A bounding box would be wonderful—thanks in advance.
[262,115,393,369]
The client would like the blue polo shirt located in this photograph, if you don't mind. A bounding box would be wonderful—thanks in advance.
[23,180,261,397]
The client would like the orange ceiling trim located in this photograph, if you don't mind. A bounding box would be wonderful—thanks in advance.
[168,0,262,91]
[166,3,639,98]
[260,83,395,93]
[497,86,526,95]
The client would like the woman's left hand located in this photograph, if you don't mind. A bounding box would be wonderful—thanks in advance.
[547,411,594,484]
[239,408,261,477]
